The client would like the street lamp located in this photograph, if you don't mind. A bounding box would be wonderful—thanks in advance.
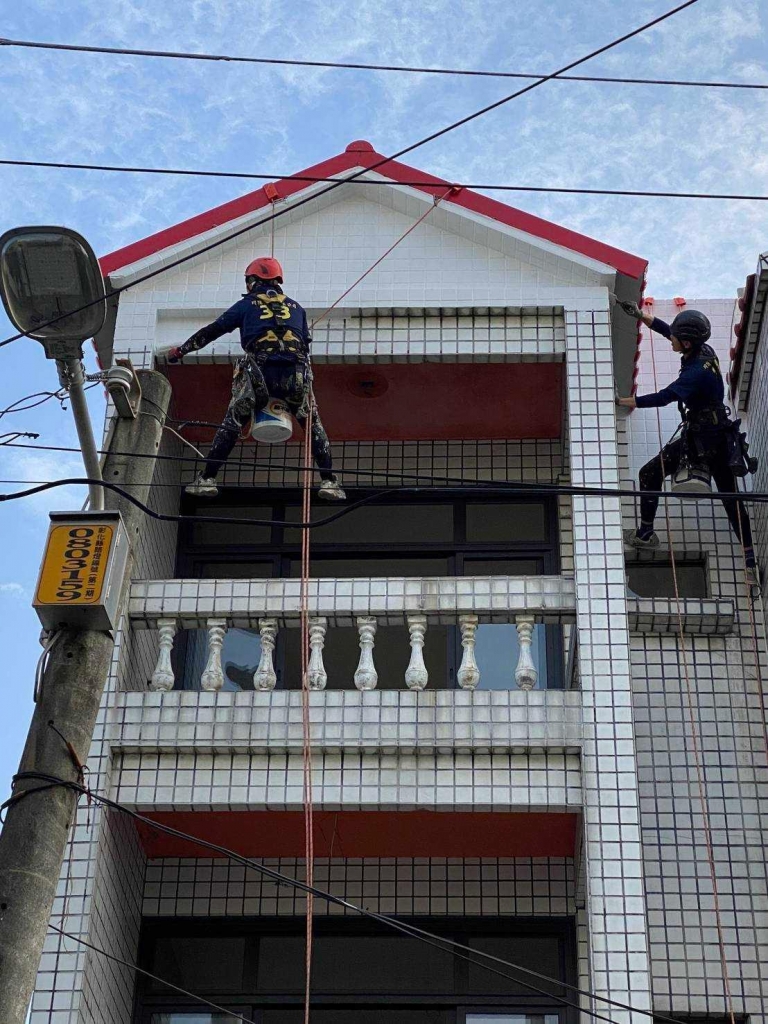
[0,226,107,509]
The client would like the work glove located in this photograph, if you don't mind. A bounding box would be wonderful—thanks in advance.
[618,299,643,319]
[166,346,184,364]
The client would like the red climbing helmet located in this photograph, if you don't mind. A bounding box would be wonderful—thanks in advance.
[245,257,283,283]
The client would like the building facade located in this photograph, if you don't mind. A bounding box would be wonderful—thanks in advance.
[29,144,768,1024]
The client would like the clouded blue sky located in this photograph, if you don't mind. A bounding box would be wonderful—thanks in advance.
[1,0,767,794]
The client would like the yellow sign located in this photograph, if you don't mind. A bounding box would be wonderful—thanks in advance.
[36,523,115,606]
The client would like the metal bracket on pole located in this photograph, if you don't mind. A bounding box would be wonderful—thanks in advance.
[105,358,142,419]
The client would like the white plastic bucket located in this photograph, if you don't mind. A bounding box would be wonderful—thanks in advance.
[250,398,293,444]
[671,461,711,494]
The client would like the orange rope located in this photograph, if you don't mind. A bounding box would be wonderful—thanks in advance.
[299,395,315,1024]
[645,322,737,1024]
[292,194,455,1019]
[310,187,456,330]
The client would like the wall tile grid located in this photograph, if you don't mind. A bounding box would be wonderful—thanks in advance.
[111,748,581,814]
[28,427,183,1022]
[109,191,608,359]
[141,856,576,918]
[566,308,653,1024]
[622,299,768,1017]
[741,301,768,638]
[35,295,586,1024]
[109,690,583,760]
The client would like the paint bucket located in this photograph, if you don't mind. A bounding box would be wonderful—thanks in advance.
[671,459,711,494]
[250,398,293,444]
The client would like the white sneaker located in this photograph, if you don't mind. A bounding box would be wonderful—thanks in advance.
[318,476,346,502]
[185,474,219,497]
[623,527,659,551]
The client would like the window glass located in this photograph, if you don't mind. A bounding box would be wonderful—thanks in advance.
[289,557,451,579]
[199,562,274,580]
[261,1012,450,1024]
[148,936,245,993]
[189,506,272,546]
[467,1016,559,1024]
[282,624,449,690]
[150,1016,233,1024]
[462,558,541,576]
[466,503,547,543]
[465,936,563,995]
[625,562,707,598]
[180,628,262,691]
[473,623,547,691]
[284,504,454,544]
[257,934,453,993]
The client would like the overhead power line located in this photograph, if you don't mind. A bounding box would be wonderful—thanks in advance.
[0,0,700,351]
[3,158,767,202]
[6,770,694,1024]
[0,474,765,528]
[2,35,765,92]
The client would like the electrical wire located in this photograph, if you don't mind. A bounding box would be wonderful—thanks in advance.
[0,0,700,352]
[7,473,768,532]
[0,381,100,419]
[3,34,765,91]
[5,770,696,1024]
[4,159,768,202]
[48,923,259,1024]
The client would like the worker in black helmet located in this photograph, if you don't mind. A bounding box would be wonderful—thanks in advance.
[615,301,758,586]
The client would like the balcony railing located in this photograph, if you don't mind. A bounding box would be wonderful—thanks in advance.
[128,575,575,693]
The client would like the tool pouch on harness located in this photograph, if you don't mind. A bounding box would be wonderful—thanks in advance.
[725,418,758,477]
[672,422,712,493]
[230,356,258,421]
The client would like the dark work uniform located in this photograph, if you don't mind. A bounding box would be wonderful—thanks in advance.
[635,317,753,554]
[177,287,334,481]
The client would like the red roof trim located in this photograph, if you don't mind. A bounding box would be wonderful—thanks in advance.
[100,143,647,280]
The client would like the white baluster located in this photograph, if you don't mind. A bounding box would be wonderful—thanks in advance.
[306,617,328,691]
[149,618,176,692]
[253,618,278,691]
[405,614,429,690]
[354,616,378,690]
[457,615,480,690]
[515,615,538,691]
[201,618,227,691]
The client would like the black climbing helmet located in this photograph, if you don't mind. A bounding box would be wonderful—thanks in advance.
[670,309,711,346]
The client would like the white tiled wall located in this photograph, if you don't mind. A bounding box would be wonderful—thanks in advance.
[29,207,768,1024]
[622,299,768,1018]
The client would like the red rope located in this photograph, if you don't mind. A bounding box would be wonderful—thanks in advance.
[645,322,737,1024]
[292,193,455,1019]
[300,395,315,1024]
[311,187,456,329]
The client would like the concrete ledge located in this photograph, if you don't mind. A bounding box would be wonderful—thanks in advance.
[108,688,583,756]
[626,596,735,635]
[128,575,576,630]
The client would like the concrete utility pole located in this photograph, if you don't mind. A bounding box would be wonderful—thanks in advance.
[0,370,171,1024]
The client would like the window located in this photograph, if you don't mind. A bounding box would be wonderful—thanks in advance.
[175,492,561,690]
[135,918,575,1024]
[625,560,708,598]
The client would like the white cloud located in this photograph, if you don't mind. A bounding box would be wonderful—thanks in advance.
[0,582,26,598]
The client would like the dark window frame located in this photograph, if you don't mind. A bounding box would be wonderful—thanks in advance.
[134,915,577,1024]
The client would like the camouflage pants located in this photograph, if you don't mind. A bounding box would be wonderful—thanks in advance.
[204,355,334,480]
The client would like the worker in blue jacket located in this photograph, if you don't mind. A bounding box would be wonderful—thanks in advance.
[616,303,757,585]
[168,256,345,501]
